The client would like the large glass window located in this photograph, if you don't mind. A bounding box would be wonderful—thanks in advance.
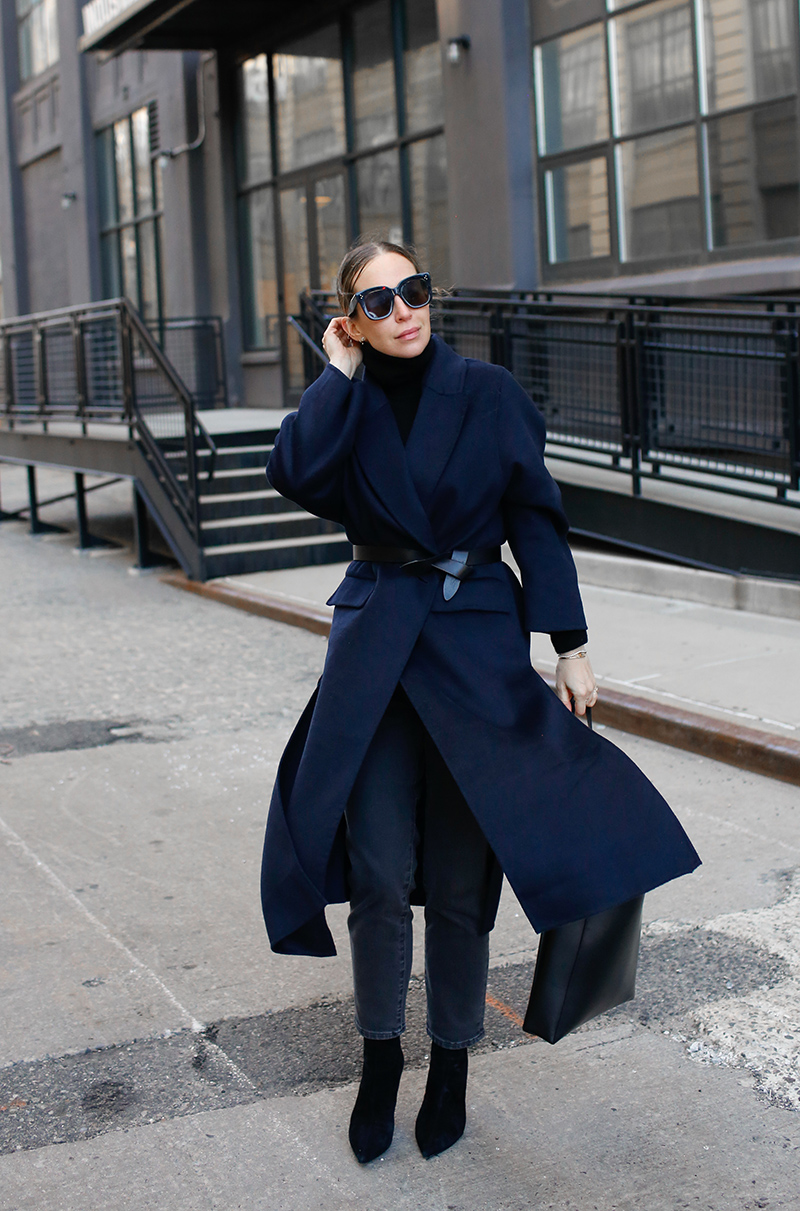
[353,1,397,149]
[409,134,451,281]
[17,0,58,83]
[239,189,278,348]
[404,0,445,132]
[704,0,795,112]
[535,24,609,154]
[315,176,349,292]
[611,0,695,135]
[241,55,272,184]
[236,0,449,370]
[532,0,800,272]
[618,126,703,258]
[357,149,403,242]
[707,101,800,247]
[96,107,163,322]
[545,157,611,261]
[273,27,346,172]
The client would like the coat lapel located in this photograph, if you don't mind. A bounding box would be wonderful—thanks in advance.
[353,378,436,551]
[404,336,469,510]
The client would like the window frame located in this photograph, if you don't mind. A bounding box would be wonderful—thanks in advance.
[531,0,800,281]
[234,0,447,356]
[96,106,165,324]
[17,0,59,84]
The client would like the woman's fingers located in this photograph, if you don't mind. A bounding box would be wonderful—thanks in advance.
[556,656,598,717]
[322,317,364,379]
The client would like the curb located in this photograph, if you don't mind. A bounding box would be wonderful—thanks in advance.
[162,571,800,788]
[571,548,800,622]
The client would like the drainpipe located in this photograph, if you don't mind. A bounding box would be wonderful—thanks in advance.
[157,52,214,164]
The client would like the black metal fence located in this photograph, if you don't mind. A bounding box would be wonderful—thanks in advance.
[299,290,800,507]
[0,299,220,544]
[147,316,227,411]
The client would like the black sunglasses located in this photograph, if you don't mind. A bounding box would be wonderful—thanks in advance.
[347,272,432,321]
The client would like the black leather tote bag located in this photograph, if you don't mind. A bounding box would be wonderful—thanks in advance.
[522,895,644,1043]
[522,705,644,1044]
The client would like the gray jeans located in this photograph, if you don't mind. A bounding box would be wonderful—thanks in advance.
[345,688,497,1049]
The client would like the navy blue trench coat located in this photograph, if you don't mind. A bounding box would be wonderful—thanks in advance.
[261,336,700,957]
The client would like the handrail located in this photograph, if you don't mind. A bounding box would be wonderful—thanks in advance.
[0,296,225,564]
[288,314,328,365]
[194,416,217,481]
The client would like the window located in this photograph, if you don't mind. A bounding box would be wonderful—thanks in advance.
[17,0,58,82]
[707,101,799,247]
[535,25,609,154]
[532,0,800,273]
[273,27,346,172]
[236,0,449,368]
[545,157,611,261]
[96,107,163,322]
[613,0,694,134]
[704,0,795,111]
[617,126,703,259]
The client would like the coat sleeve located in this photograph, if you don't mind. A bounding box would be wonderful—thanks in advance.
[266,365,364,524]
[497,367,587,634]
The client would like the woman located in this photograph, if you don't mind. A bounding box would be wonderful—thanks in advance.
[261,240,699,1165]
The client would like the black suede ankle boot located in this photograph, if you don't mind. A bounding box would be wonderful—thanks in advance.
[348,1037,404,1164]
[415,1042,468,1159]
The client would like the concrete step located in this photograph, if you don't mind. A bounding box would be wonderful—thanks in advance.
[201,511,341,548]
[199,489,297,521]
[197,446,273,471]
[203,532,352,578]
[200,428,278,448]
[185,467,269,495]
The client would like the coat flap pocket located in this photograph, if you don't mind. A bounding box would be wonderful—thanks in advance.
[326,575,377,609]
[429,576,512,613]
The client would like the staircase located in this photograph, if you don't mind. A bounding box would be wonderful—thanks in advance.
[192,414,351,578]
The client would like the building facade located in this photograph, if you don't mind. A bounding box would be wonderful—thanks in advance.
[0,0,799,408]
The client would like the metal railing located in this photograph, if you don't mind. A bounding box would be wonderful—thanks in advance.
[0,298,221,545]
[299,290,800,507]
[147,315,228,410]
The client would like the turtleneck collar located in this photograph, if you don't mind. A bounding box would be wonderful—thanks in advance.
[361,337,435,389]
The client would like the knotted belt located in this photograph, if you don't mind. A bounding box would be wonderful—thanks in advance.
[352,544,502,600]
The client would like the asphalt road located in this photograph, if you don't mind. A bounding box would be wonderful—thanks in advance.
[1,505,799,1210]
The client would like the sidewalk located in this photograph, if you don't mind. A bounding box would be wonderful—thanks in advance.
[201,549,800,744]
[3,516,800,1209]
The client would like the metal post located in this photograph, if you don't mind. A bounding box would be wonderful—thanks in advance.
[0,464,13,520]
[27,464,40,532]
[34,321,47,431]
[72,471,119,551]
[2,328,13,429]
[75,472,91,548]
[73,316,89,436]
[132,484,167,569]
[622,311,643,498]
[119,305,135,437]
[787,315,800,493]
[25,465,66,535]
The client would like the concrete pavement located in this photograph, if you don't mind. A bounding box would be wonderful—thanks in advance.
[2,468,800,1209]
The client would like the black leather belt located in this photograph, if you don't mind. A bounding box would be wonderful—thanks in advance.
[352,544,502,600]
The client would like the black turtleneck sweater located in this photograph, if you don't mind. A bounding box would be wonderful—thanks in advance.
[361,340,588,656]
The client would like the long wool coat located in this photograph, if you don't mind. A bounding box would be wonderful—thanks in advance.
[261,336,700,957]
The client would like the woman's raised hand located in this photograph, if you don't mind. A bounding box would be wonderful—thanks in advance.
[322,317,364,380]
[555,651,598,718]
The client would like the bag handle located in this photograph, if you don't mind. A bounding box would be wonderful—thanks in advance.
[571,701,593,731]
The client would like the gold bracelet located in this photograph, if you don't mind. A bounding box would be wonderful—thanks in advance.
[557,650,587,660]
